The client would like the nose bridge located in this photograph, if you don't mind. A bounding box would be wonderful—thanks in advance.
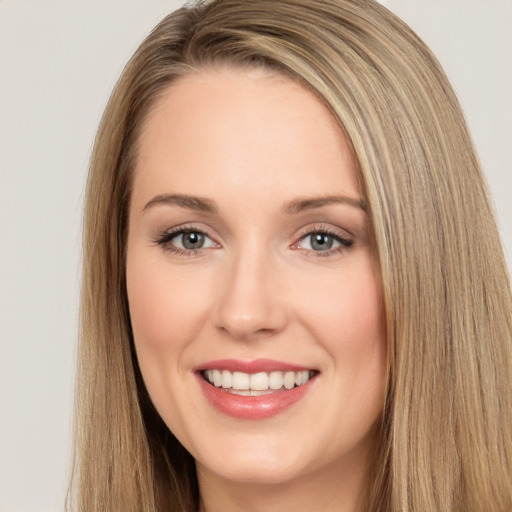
[215,235,286,339]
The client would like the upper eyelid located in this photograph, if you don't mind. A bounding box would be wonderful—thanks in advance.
[294,228,353,248]
[295,223,353,241]
[154,224,353,255]
[153,224,216,246]
[159,224,216,238]
[156,223,350,238]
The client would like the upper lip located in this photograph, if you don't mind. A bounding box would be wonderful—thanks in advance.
[193,358,315,373]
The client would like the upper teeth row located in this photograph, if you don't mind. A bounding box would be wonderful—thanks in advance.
[205,369,311,391]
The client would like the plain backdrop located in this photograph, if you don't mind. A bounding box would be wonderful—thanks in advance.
[0,1,510,511]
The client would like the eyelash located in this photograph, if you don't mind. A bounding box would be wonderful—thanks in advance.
[295,226,353,257]
[153,225,211,257]
[153,224,354,258]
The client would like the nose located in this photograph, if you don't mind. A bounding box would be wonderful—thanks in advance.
[214,245,288,341]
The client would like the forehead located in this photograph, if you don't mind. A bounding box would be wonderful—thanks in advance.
[132,66,360,207]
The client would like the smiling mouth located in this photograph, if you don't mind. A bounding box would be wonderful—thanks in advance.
[201,369,318,396]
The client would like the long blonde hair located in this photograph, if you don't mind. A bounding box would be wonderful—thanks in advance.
[68,0,512,510]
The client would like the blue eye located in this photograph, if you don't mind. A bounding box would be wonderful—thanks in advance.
[155,226,352,257]
[155,228,217,253]
[296,229,353,254]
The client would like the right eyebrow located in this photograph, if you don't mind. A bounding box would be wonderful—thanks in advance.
[142,194,218,214]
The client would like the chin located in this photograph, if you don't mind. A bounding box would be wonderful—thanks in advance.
[198,455,308,486]
[192,430,323,486]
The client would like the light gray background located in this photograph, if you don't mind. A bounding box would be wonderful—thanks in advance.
[0,1,510,511]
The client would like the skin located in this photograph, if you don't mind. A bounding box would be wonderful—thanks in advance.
[126,67,386,512]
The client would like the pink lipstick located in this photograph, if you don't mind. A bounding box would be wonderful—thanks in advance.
[194,359,318,419]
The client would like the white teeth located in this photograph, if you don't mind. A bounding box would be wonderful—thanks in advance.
[269,371,284,390]
[232,371,250,390]
[250,372,269,390]
[204,369,312,391]
[283,371,295,389]
[295,370,309,386]
[213,369,222,387]
[221,370,232,389]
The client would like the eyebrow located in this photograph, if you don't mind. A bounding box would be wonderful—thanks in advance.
[282,195,367,214]
[142,193,366,215]
[143,194,218,213]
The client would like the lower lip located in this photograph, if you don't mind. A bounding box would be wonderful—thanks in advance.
[196,374,315,419]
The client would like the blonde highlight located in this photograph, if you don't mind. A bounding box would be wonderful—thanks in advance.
[68,1,512,510]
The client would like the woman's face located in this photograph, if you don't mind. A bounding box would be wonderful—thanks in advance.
[126,67,386,488]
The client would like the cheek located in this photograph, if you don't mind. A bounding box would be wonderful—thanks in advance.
[304,262,384,340]
[298,260,386,394]
[126,251,210,367]
[125,250,217,441]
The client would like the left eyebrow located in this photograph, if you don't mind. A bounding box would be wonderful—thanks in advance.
[282,195,367,214]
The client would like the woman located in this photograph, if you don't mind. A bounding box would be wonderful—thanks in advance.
[67,0,512,510]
